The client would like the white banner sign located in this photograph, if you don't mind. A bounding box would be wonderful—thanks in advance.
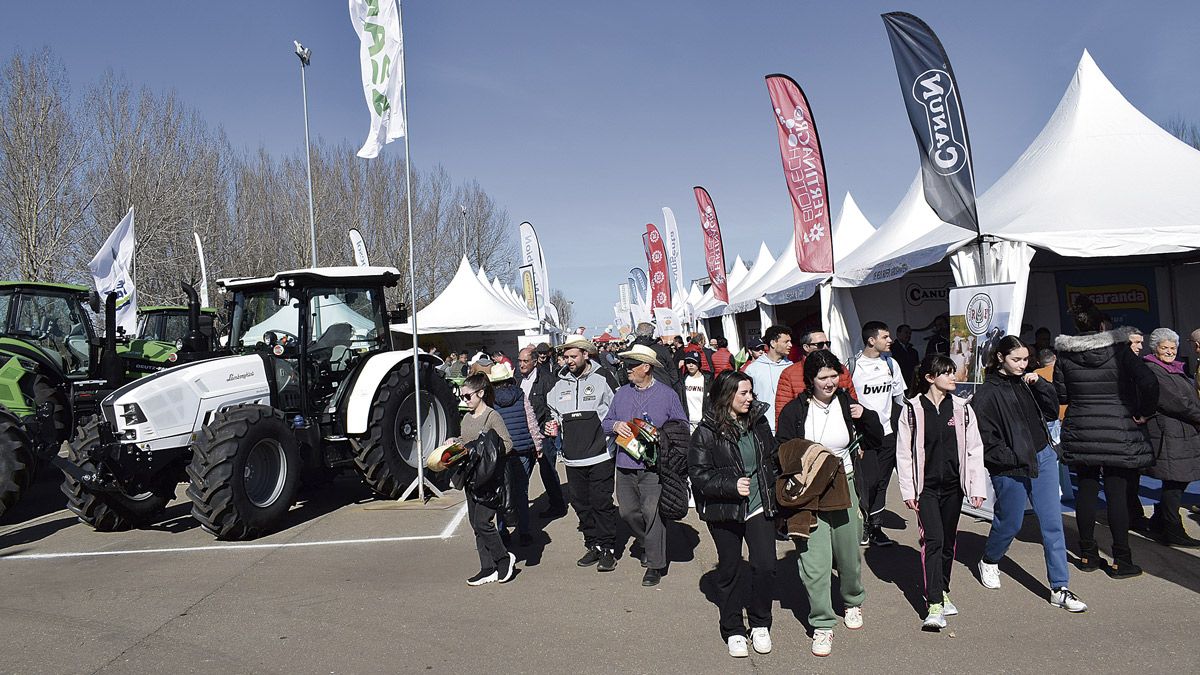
[350,0,406,158]
[348,227,371,266]
[653,307,681,338]
[89,208,138,334]
[948,282,1016,385]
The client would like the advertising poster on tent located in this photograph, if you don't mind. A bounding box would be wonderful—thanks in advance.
[948,282,1015,388]
[519,264,537,312]
[1054,267,1158,332]
[653,308,681,338]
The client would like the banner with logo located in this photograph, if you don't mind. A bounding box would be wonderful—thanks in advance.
[519,264,537,311]
[644,223,672,310]
[693,186,729,303]
[882,12,979,233]
[661,207,686,300]
[89,207,138,335]
[1055,267,1158,332]
[350,0,406,159]
[629,267,649,306]
[765,74,834,273]
[653,307,681,338]
[348,227,371,266]
[519,222,551,320]
[949,282,1015,385]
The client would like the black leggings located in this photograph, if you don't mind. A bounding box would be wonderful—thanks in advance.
[1074,466,1139,561]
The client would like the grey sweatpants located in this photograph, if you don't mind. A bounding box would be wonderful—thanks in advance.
[615,467,667,570]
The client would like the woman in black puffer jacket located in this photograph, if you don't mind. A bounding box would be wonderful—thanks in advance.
[1054,301,1159,577]
[688,370,778,658]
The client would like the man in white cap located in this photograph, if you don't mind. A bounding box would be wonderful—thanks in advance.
[545,335,620,571]
[603,344,688,587]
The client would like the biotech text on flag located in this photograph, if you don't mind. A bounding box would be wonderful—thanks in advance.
[89,207,138,335]
[882,11,979,233]
[693,186,729,304]
[350,0,405,158]
[765,74,833,274]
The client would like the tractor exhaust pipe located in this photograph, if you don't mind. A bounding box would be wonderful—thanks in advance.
[101,291,123,384]
[181,281,204,353]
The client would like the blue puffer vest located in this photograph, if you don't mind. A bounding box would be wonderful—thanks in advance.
[494,384,534,453]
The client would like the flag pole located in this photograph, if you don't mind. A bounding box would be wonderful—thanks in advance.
[397,0,432,503]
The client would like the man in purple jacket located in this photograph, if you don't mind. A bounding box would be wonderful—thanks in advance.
[603,344,688,587]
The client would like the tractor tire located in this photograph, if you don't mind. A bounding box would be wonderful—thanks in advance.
[186,404,301,540]
[0,415,33,521]
[62,420,175,531]
[351,360,459,499]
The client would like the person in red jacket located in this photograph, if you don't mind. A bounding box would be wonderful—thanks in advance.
[682,335,713,373]
[775,330,856,427]
[710,337,734,374]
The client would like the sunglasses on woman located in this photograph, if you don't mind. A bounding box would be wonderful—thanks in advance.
[459,390,479,402]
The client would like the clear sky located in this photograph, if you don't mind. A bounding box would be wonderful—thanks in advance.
[3,1,1198,332]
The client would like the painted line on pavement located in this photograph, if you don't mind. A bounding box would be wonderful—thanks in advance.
[0,533,450,562]
[439,503,469,539]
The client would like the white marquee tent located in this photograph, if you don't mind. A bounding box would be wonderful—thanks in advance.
[395,256,540,334]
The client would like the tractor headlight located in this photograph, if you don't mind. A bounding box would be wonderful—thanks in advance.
[121,403,147,425]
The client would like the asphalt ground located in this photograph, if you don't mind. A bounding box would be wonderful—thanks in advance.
[2,466,1199,675]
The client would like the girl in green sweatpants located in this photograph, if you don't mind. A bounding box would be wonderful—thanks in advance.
[795,473,866,629]
[775,350,879,657]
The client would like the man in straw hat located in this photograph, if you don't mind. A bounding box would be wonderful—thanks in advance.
[545,335,620,571]
[603,343,689,586]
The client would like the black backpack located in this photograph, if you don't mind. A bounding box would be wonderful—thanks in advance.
[655,419,693,521]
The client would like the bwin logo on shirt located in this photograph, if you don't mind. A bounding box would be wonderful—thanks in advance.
[861,383,892,396]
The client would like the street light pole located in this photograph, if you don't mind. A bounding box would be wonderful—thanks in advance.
[295,41,318,269]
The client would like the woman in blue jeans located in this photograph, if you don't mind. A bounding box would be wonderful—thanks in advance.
[970,336,1087,612]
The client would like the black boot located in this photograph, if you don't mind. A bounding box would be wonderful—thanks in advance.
[1106,557,1143,579]
[1076,541,1105,572]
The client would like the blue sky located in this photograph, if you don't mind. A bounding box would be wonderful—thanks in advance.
[3,1,1199,331]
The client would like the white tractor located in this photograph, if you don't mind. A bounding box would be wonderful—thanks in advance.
[62,266,459,540]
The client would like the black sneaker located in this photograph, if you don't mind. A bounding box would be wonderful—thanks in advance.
[467,568,498,586]
[577,548,601,567]
[597,548,617,572]
[869,527,895,547]
[539,505,569,519]
[641,568,661,587]
[497,552,516,583]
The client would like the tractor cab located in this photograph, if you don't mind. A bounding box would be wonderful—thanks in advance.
[222,267,398,416]
[0,281,99,380]
[137,306,219,350]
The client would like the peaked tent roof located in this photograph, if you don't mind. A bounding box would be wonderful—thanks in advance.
[762,192,878,305]
[980,50,1200,257]
[694,256,750,318]
[717,242,777,315]
[833,171,974,288]
[394,256,539,333]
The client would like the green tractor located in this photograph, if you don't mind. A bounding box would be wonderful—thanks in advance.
[137,305,219,351]
[0,280,209,519]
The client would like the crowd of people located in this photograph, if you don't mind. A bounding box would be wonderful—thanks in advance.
[432,302,1199,659]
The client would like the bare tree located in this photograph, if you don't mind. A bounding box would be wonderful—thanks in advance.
[550,289,574,329]
[0,49,92,281]
[85,73,234,305]
[1163,115,1200,150]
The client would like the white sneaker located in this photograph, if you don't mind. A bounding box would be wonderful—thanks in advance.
[942,593,959,616]
[750,627,772,654]
[922,604,947,631]
[978,560,1001,589]
[844,606,863,629]
[727,635,749,658]
[1050,587,1088,613]
[811,629,833,657]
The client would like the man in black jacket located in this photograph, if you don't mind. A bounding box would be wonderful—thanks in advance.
[519,346,567,517]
